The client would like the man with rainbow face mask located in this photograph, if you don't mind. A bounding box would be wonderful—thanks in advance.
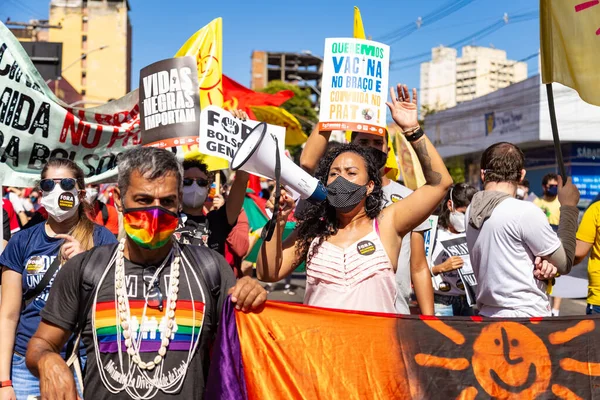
[25,147,267,400]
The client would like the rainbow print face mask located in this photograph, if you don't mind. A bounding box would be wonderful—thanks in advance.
[123,206,179,250]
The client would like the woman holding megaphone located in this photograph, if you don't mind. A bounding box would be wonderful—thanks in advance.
[256,85,453,313]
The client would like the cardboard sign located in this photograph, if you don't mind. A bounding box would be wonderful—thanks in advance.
[140,56,200,148]
[318,38,389,136]
[199,105,285,166]
[439,234,478,306]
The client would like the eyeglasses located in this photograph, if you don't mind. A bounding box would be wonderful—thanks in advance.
[39,178,77,192]
[143,267,164,312]
[183,178,210,187]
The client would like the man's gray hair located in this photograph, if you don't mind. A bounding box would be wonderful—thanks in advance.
[117,147,183,197]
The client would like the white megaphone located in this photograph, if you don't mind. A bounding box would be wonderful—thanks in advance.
[231,123,327,203]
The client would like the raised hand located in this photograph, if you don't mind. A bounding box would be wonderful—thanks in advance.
[557,176,580,207]
[230,109,249,121]
[385,84,419,132]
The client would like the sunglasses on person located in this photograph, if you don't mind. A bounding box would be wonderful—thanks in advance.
[143,267,164,312]
[183,178,210,187]
[39,178,77,192]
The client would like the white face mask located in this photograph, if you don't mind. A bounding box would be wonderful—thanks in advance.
[449,211,466,233]
[86,187,99,203]
[183,184,209,209]
[41,187,80,223]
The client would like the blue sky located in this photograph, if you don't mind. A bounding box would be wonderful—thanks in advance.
[1,0,540,94]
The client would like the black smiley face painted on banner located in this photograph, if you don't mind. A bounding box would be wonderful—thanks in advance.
[357,240,376,256]
[58,192,75,210]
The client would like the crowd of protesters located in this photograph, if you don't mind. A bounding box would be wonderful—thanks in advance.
[0,85,597,400]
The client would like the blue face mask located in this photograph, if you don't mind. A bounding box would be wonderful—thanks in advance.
[546,185,558,197]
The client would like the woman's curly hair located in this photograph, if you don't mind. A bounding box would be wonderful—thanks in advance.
[294,144,383,267]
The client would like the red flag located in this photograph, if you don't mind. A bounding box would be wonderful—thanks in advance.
[222,75,294,118]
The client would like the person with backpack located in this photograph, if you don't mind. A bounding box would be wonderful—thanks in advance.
[25,147,267,400]
[0,159,117,400]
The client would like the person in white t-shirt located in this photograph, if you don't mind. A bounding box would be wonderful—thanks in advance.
[465,142,581,317]
[430,183,478,316]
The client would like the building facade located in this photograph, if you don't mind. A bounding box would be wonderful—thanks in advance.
[425,75,600,207]
[420,45,527,112]
[251,50,322,108]
[49,0,131,106]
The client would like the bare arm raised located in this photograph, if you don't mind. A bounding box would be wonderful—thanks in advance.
[385,84,453,237]
[299,125,332,174]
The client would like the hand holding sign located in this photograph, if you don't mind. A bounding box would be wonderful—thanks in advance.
[433,256,464,276]
[386,84,419,132]
[55,234,84,261]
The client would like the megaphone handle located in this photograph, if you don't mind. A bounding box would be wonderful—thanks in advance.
[262,135,281,242]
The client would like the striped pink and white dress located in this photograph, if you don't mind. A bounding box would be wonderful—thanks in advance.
[304,219,397,313]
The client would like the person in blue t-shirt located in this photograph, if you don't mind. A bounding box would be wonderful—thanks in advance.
[0,158,117,400]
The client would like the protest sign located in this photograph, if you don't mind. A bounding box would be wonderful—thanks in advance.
[318,38,389,136]
[0,22,140,187]
[423,215,438,266]
[199,105,285,166]
[140,57,200,148]
[439,234,478,306]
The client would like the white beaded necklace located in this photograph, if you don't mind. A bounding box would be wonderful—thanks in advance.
[116,240,179,371]
[91,239,205,400]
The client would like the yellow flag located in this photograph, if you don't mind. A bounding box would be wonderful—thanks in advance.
[250,106,307,146]
[350,7,399,180]
[175,18,228,170]
[388,124,426,190]
[541,0,600,105]
[353,6,366,39]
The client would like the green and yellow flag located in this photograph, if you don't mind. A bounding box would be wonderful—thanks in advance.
[541,0,600,106]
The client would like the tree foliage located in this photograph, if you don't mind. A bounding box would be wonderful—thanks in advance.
[259,80,318,134]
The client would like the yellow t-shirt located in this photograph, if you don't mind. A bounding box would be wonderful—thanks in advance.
[533,197,561,226]
[577,202,600,305]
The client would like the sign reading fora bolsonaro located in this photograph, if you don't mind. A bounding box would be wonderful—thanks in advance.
[318,38,389,136]
[139,56,201,148]
[199,105,285,167]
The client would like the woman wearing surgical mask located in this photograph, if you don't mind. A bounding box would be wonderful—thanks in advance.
[257,140,453,313]
[430,183,477,316]
[177,159,249,256]
[0,158,117,400]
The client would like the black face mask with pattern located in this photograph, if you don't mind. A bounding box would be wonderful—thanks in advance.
[326,176,367,209]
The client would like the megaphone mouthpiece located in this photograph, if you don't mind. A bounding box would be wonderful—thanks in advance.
[231,122,327,203]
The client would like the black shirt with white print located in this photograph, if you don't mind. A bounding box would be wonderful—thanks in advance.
[41,243,236,399]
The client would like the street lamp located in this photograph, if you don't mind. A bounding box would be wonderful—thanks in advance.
[45,45,109,83]
[288,74,321,96]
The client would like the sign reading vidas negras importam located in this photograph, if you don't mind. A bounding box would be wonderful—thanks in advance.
[319,38,390,136]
